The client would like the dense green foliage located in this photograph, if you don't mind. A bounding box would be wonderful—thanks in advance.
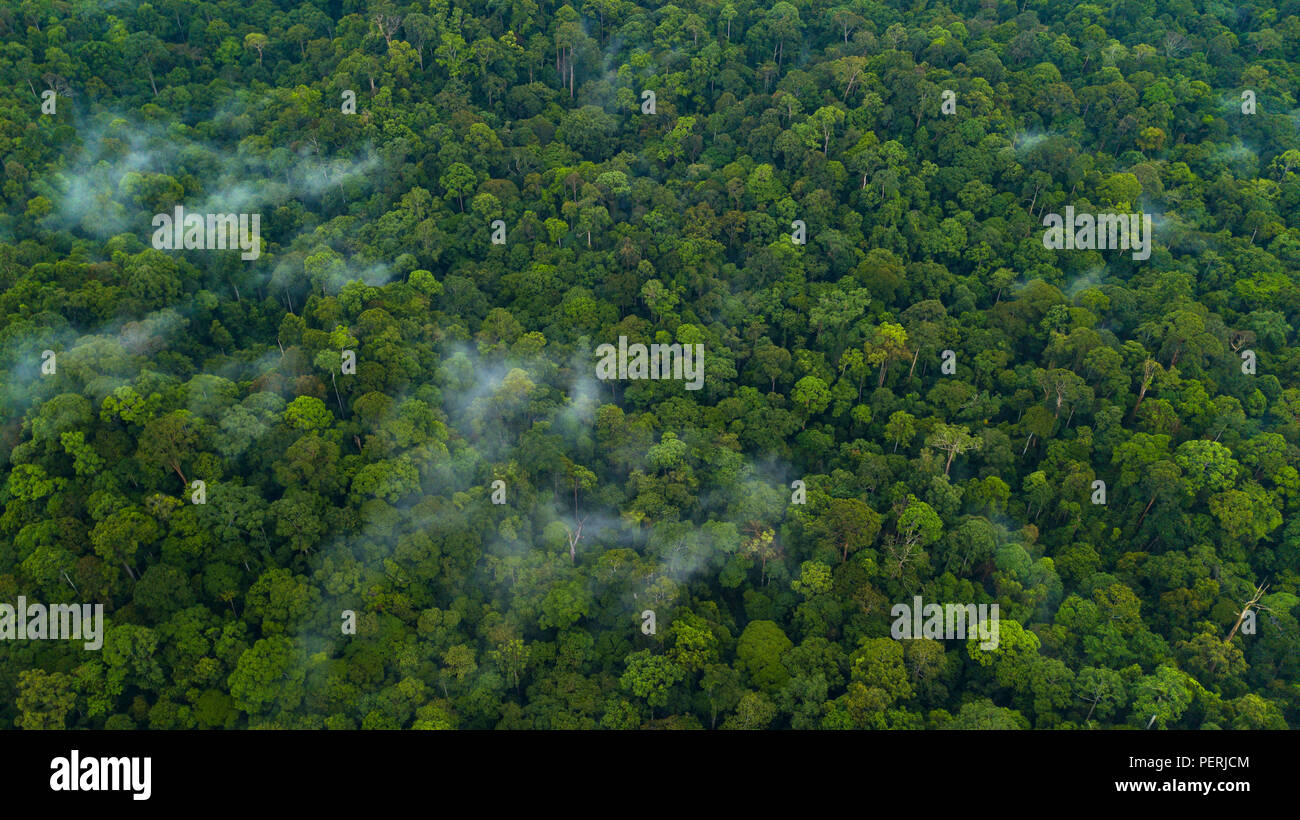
[2,0,1299,730]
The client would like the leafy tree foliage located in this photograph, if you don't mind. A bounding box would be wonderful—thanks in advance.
[0,0,1297,730]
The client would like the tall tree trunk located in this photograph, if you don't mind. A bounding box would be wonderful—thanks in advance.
[1135,492,1157,528]
[332,372,346,416]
